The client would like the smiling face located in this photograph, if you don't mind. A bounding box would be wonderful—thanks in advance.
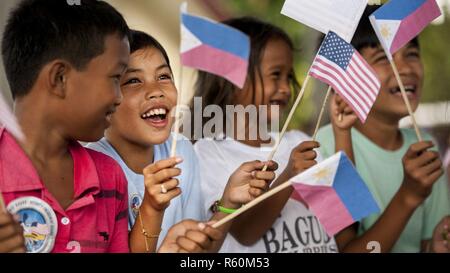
[106,46,177,147]
[360,42,424,122]
[232,38,294,123]
[61,34,130,142]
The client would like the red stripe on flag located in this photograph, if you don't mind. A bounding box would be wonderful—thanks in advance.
[314,58,372,111]
[310,70,366,122]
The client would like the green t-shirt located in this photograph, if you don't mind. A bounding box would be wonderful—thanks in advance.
[316,125,450,253]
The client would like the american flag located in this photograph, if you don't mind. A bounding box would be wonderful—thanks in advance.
[309,32,381,123]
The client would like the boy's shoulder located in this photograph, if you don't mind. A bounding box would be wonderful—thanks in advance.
[84,147,127,190]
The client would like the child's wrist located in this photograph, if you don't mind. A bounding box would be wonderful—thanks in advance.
[142,194,167,214]
[219,196,240,210]
[397,185,424,210]
[332,124,352,135]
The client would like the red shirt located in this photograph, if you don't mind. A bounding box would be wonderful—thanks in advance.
[0,128,129,253]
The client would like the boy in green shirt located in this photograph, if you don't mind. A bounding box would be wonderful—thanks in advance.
[316,5,450,253]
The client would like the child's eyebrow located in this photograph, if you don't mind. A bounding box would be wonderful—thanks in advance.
[125,67,142,73]
[156,64,170,71]
[369,48,385,57]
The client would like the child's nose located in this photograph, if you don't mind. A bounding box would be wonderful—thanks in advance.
[145,88,165,100]
[394,55,414,76]
[278,79,291,94]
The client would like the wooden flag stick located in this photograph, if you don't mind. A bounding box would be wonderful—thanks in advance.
[0,193,6,213]
[262,75,312,171]
[389,60,423,142]
[170,66,184,157]
[213,179,292,228]
[312,86,332,141]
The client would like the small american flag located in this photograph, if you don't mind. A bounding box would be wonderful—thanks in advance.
[310,32,381,123]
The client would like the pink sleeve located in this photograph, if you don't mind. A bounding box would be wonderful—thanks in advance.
[107,170,129,253]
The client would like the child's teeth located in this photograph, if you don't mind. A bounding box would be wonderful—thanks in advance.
[161,109,166,115]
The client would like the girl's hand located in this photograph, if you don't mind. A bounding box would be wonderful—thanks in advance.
[158,220,223,253]
[142,157,183,211]
[220,160,278,209]
[280,141,319,181]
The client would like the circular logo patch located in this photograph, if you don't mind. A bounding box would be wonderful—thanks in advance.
[7,197,58,253]
[130,194,142,218]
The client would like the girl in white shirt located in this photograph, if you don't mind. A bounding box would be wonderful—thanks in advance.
[191,17,338,253]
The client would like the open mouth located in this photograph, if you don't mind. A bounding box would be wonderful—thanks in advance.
[389,85,417,99]
[141,107,169,128]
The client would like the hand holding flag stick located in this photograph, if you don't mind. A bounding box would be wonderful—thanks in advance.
[214,152,379,237]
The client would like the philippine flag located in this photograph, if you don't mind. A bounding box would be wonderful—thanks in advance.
[180,3,250,88]
[370,0,441,59]
[290,152,380,236]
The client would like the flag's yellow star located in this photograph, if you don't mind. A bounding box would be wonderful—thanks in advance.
[380,24,391,39]
[313,167,332,181]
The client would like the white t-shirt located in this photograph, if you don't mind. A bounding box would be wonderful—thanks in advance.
[194,131,338,253]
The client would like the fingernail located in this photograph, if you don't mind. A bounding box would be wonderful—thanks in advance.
[198,223,206,230]
[13,214,20,221]
[444,225,448,230]
[251,171,256,177]
[175,157,183,163]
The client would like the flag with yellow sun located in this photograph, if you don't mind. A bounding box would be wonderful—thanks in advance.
[290,152,380,236]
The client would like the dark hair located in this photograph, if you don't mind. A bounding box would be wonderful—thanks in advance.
[1,0,130,99]
[129,29,171,71]
[191,16,299,138]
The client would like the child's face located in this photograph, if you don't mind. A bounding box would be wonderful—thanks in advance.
[108,47,176,146]
[361,42,423,121]
[61,34,129,142]
[233,38,294,123]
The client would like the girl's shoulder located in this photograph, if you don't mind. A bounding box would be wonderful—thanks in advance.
[281,130,312,145]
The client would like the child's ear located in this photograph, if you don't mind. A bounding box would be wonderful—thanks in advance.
[47,60,70,98]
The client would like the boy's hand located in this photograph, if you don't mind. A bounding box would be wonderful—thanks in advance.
[330,94,358,131]
[401,141,443,207]
[158,220,223,253]
[0,211,26,253]
[430,215,450,253]
[142,157,183,211]
[220,160,278,209]
[281,141,320,180]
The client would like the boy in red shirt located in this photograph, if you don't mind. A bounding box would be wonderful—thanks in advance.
[0,0,221,253]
